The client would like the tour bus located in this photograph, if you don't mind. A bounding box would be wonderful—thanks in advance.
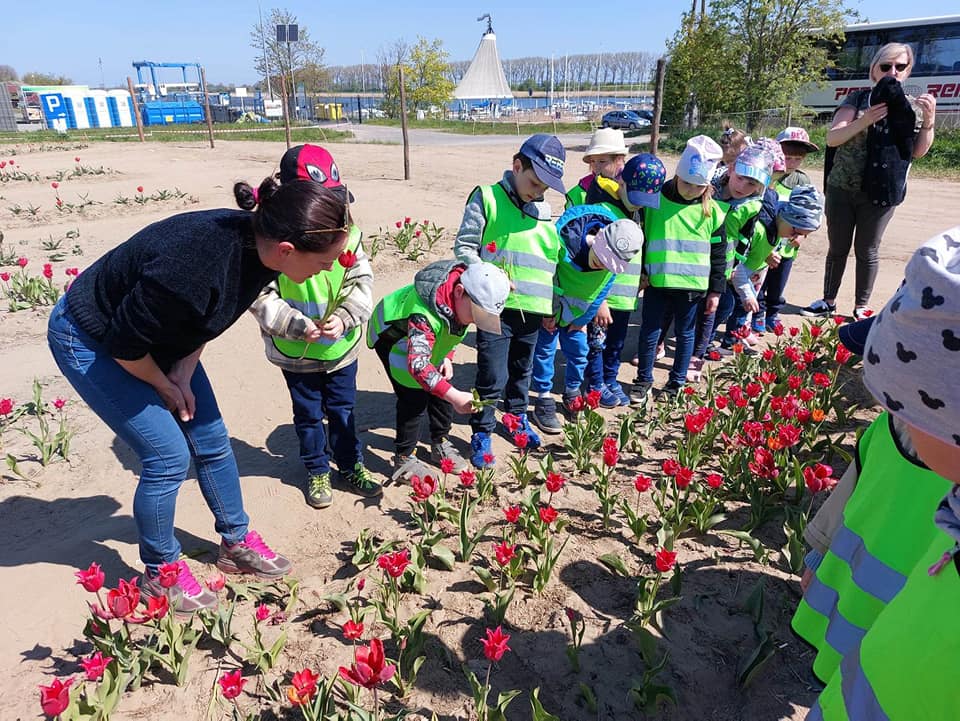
[803,14,960,117]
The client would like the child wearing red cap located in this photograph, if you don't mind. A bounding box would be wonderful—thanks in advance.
[250,145,380,509]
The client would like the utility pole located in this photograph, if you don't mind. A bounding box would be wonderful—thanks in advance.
[258,4,272,100]
[651,57,666,154]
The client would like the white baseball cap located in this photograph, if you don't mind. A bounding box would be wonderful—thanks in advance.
[591,219,644,274]
[460,262,511,334]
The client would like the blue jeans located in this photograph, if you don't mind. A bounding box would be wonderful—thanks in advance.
[471,308,542,433]
[585,309,632,389]
[282,362,362,476]
[47,298,249,574]
[532,324,589,394]
[635,287,699,386]
[759,255,794,320]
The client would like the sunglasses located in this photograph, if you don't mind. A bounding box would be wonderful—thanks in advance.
[878,62,909,73]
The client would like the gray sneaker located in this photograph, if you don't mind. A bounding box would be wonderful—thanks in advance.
[392,453,432,484]
[530,396,563,435]
[217,531,292,579]
[430,439,468,473]
[336,463,383,497]
[142,560,218,615]
[306,472,333,508]
[629,381,653,406]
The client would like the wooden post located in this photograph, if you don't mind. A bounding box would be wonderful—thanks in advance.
[126,76,145,142]
[398,65,410,180]
[280,81,292,149]
[650,57,666,155]
[200,67,215,149]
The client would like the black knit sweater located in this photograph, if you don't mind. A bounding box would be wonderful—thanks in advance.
[67,209,278,372]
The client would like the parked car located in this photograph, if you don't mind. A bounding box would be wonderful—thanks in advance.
[600,109,650,130]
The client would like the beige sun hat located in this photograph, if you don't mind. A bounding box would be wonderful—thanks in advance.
[583,127,628,162]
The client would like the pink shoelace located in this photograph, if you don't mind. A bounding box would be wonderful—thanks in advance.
[241,530,277,560]
[176,560,203,597]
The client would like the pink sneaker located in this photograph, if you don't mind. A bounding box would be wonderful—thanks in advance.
[217,530,292,579]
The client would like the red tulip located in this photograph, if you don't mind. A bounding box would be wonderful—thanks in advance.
[662,459,680,477]
[760,370,777,385]
[75,562,105,592]
[0,272,9,282]
[74,157,81,162]
[683,386,695,396]
[338,637,396,688]
[483,452,496,466]
[799,387,815,402]
[53,397,66,410]
[51,181,59,189]
[762,348,775,361]
[539,505,558,525]
[835,345,852,364]
[675,466,693,489]
[545,471,565,493]
[745,382,762,399]
[705,473,723,489]
[803,463,837,493]
[80,651,113,682]
[288,668,320,705]
[568,395,585,413]
[395,220,402,228]
[218,669,246,700]
[157,561,180,589]
[480,626,512,662]
[732,342,744,354]
[494,541,516,567]
[503,505,521,523]
[502,413,521,433]
[377,549,411,578]
[338,249,357,268]
[813,372,832,388]
[411,474,437,502]
[136,185,144,193]
[104,578,141,620]
[17,257,28,268]
[255,603,270,621]
[414,229,422,238]
[810,325,822,338]
[603,447,618,467]
[65,267,79,276]
[205,572,226,592]
[771,322,784,336]
[343,619,364,640]
[356,577,366,592]
[140,594,169,621]
[439,457,455,474]
[654,548,677,573]
[707,350,721,361]
[634,474,652,492]
[39,677,73,717]
[714,395,728,410]
[513,431,529,449]
[404,216,411,225]
[585,389,602,409]
[459,469,476,487]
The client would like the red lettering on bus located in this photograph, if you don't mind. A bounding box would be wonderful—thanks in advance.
[928,84,942,97]
[835,86,871,100]
[944,84,957,99]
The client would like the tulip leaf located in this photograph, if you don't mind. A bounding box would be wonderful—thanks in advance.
[598,552,630,577]
[737,630,777,687]
[472,565,497,592]
[530,686,561,720]
[319,592,348,613]
[428,543,456,571]
[578,682,598,712]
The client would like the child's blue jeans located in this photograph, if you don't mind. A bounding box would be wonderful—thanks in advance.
[46,298,250,574]
[635,287,699,386]
[531,324,589,395]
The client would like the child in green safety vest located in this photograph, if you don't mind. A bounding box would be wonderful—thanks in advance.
[757,126,818,332]
[249,144,380,509]
[564,127,628,209]
[454,134,566,468]
[578,153,666,408]
[528,217,644,432]
[367,260,510,483]
[629,135,726,402]
[805,225,960,721]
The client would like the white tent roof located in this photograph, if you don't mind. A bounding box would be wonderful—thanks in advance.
[454,32,513,100]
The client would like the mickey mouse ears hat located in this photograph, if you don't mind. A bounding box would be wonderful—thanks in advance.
[279,144,355,201]
[862,226,960,445]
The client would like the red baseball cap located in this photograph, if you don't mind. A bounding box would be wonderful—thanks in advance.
[279,144,355,201]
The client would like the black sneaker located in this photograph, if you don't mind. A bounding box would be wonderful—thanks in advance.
[337,463,383,497]
[800,299,836,318]
[629,381,653,406]
[530,396,563,435]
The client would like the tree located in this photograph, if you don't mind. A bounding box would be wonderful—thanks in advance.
[664,0,851,129]
[22,72,72,86]
[249,8,326,102]
[0,65,18,82]
[381,36,453,117]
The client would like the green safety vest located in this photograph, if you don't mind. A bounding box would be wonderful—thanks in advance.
[595,200,643,312]
[555,251,613,326]
[791,413,951,684]
[565,184,587,209]
[476,183,560,316]
[643,196,724,291]
[725,196,764,273]
[741,216,776,273]
[773,181,798,259]
[366,283,467,390]
[271,225,364,363]
[811,534,956,721]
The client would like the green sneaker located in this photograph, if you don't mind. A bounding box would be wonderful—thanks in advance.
[306,472,333,509]
[337,463,383,498]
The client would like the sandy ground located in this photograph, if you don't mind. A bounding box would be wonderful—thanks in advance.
[1,135,959,721]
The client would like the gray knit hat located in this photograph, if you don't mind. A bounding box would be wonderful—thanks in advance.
[863,226,960,446]
[778,185,824,231]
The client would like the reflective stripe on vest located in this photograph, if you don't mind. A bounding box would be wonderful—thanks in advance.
[814,536,957,720]
[555,255,613,325]
[643,196,723,291]
[774,181,798,259]
[790,414,951,683]
[366,284,466,389]
[476,183,560,316]
[594,199,643,311]
[272,226,363,362]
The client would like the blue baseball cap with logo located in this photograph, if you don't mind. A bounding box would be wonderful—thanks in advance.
[519,134,566,194]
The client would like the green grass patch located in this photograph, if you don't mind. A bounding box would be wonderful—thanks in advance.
[639,125,960,181]
[0,124,353,145]
[364,117,594,135]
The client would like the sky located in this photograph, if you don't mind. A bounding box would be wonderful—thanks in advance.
[4,0,957,88]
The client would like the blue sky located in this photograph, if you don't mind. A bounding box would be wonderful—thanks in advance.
[5,0,957,88]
